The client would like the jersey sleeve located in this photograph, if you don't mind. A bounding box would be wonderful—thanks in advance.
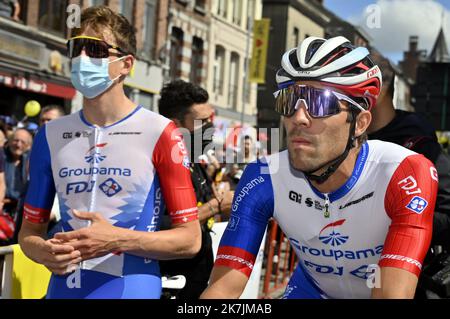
[23,127,56,224]
[381,154,438,277]
[215,160,274,277]
[152,122,198,225]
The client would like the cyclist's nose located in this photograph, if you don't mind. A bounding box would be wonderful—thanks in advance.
[291,100,310,126]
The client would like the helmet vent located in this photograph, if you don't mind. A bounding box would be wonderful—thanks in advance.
[305,40,325,64]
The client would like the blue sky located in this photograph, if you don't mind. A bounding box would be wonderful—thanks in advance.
[323,0,450,63]
[324,0,450,20]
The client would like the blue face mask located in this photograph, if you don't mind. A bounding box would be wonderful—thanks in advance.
[70,55,126,99]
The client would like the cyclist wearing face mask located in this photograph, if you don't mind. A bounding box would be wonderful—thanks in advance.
[18,6,201,299]
[201,36,438,299]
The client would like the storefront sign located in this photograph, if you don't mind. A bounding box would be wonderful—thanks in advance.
[0,72,76,99]
[0,29,44,65]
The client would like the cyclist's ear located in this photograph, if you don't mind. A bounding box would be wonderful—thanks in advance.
[120,55,135,76]
[355,110,371,139]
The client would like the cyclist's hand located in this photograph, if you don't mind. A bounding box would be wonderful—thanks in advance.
[40,238,82,275]
[219,190,235,217]
[54,210,118,261]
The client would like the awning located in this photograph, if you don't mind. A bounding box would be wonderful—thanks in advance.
[0,64,76,100]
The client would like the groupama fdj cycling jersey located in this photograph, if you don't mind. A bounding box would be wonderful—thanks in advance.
[216,140,438,298]
[24,106,198,299]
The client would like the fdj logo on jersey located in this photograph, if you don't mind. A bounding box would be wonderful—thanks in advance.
[85,143,108,164]
[66,179,123,196]
[99,178,122,197]
[66,181,95,194]
[319,219,349,246]
[406,196,428,214]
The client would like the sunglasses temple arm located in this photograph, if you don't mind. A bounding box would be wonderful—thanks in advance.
[333,92,366,112]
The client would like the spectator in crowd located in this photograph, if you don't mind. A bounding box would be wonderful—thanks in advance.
[204,149,221,180]
[242,135,257,164]
[3,128,32,214]
[0,127,8,244]
[0,0,20,21]
[230,135,258,183]
[367,50,450,298]
[39,105,65,127]
[0,120,8,147]
[3,128,32,244]
[0,116,17,139]
[158,80,235,299]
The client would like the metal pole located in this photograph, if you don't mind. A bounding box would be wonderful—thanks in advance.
[442,65,448,130]
[240,0,253,128]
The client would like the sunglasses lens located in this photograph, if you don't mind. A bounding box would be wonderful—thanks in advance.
[274,86,342,118]
[308,89,341,118]
[87,39,110,58]
[275,87,297,117]
[67,38,110,59]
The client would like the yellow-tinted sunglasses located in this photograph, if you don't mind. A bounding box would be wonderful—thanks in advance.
[67,36,129,59]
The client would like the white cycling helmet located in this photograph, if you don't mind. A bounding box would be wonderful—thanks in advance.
[276,36,382,110]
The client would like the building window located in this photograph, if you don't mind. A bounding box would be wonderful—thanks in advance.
[195,0,206,10]
[232,0,242,26]
[169,27,183,80]
[214,46,225,95]
[84,0,106,7]
[217,0,227,18]
[142,0,157,60]
[190,37,204,85]
[119,0,134,24]
[293,27,299,47]
[246,0,255,30]
[228,52,240,109]
[38,0,68,36]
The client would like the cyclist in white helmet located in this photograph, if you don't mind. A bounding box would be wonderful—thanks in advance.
[201,36,438,299]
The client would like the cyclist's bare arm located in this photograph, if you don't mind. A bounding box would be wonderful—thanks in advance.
[52,210,201,261]
[19,220,81,275]
[200,266,249,299]
[371,267,418,299]
[119,219,201,260]
[19,219,48,260]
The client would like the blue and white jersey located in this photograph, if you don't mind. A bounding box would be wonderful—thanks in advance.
[215,140,438,298]
[24,106,198,278]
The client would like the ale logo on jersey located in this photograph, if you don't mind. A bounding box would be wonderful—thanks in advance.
[85,143,108,164]
[406,196,428,214]
[319,219,349,246]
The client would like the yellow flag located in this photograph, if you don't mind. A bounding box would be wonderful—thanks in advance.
[250,19,271,84]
